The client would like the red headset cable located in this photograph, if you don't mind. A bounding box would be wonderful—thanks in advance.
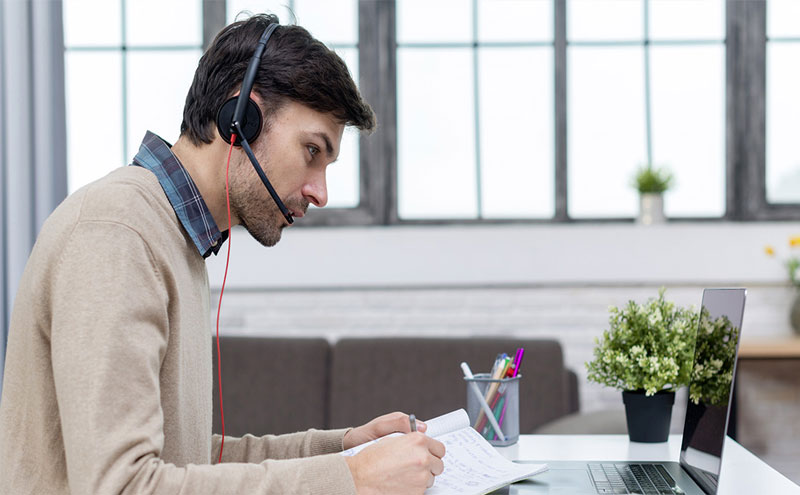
[216,134,237,464]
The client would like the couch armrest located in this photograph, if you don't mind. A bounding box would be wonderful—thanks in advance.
[566,369,580,414]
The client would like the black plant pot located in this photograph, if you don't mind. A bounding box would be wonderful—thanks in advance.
[622,390,675,443]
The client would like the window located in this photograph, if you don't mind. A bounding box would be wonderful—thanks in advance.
[766,0,800,204]
[62,0,797,224]
[63,0,203,193]
[396,0,554,220]
[567,0,724,219]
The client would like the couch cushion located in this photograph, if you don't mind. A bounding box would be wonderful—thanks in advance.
[212,337,330,435]
[329,338,571,433]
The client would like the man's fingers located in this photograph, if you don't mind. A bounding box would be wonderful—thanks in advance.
[426,471,436,488]
[427,437,446,459]
[430,454,445,476]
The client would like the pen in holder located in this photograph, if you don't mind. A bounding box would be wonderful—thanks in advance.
[464,373,521,446]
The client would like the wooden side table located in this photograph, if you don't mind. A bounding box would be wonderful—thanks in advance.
[739,337,800,359]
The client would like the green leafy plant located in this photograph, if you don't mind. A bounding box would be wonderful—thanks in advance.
[586,288,697,396]
[689,308,739,406]
[633,165,673,194]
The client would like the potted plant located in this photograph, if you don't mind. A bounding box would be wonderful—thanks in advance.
[632,165,673,225]
[586,288,697,442]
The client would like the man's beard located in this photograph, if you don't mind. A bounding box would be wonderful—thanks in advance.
[228,172,307,247]
[237,201,285,247]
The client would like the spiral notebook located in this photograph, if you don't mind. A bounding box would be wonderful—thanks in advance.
[342,409,548,495]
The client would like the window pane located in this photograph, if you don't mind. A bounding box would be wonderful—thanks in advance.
[650,45,725,217]
[294,0,357,45]
[66,52,123,192]
[478,0,553,43]
[397,49,476,219]
[126,0,202,46]
[325,47,359,208]
[63,0,121,47]
[568,47,646,218]
[766,43,800,203]
[768,0,800,38]
[324,128,360,208]
[227,0,295,24]
[479,47,554,218]
[126,51,203,161]
[649,0,724,41]
[568,0,644,41]
[397,0,472,44]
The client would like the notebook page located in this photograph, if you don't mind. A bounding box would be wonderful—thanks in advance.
[426,427,547,495]
[425,409,470,438]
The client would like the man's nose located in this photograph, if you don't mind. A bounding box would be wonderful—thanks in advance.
[302,170,327,208]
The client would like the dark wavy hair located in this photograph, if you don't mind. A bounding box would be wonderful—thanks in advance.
[180,13,376,145]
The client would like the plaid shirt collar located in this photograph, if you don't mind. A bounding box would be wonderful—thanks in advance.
[130,131,227,258]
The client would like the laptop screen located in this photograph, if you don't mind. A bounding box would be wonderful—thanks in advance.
[679,288,746,494]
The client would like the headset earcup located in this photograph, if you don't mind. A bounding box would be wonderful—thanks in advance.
[216,96,263,145]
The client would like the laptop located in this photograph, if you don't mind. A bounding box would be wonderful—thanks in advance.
[510,288,747,495]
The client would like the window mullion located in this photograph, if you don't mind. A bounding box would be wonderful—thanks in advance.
[358,0,395,225]
[554,0,568,221]
[203,0,226,51]
[725,0,766,220]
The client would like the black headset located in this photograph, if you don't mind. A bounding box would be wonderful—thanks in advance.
[216,22,294,224]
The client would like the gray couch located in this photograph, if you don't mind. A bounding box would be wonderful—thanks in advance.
[212,337,580,436]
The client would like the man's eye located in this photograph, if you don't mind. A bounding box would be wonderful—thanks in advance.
[307,145,319,158]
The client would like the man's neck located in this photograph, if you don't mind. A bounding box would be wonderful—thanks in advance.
[170,135,238,231]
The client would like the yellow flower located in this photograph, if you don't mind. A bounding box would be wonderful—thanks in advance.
[790,237,800,247]
[764,245,775,256]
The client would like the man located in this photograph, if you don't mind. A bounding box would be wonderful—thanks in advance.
[0,14,445,494]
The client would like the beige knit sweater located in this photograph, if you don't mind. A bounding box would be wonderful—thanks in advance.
[0,167,357,494]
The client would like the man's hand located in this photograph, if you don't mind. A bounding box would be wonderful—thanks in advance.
[344,432,445,495]
[343,412,427,450]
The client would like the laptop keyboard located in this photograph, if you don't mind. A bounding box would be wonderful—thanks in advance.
[589,463,678,494]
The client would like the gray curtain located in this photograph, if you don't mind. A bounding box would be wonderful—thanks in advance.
[0,0,68,396]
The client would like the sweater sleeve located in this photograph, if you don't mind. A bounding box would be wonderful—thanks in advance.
[211,428,351,463]
[50,221,356,495]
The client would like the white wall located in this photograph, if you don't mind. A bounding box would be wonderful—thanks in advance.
[207,222,800,289]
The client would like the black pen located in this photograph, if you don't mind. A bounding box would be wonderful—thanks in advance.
[409,414,417,432]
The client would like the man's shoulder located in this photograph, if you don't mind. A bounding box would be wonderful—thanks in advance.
[81,166,163,206]
[51,167,182,245]
[77,167,174,222]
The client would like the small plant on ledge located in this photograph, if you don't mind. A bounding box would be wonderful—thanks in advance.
[632,165,673,225]
[633,165,673,194]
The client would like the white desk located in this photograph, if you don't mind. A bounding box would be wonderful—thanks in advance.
[495,434,799,494]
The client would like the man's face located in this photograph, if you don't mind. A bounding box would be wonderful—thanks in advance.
[228,100,344,246]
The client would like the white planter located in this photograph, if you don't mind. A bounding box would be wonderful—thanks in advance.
[638,193,666,225]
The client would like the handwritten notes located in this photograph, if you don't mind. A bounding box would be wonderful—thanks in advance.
[428,426,546,495]
[341,409,547,495]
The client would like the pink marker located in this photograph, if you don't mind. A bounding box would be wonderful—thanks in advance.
[511,348,525,377]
